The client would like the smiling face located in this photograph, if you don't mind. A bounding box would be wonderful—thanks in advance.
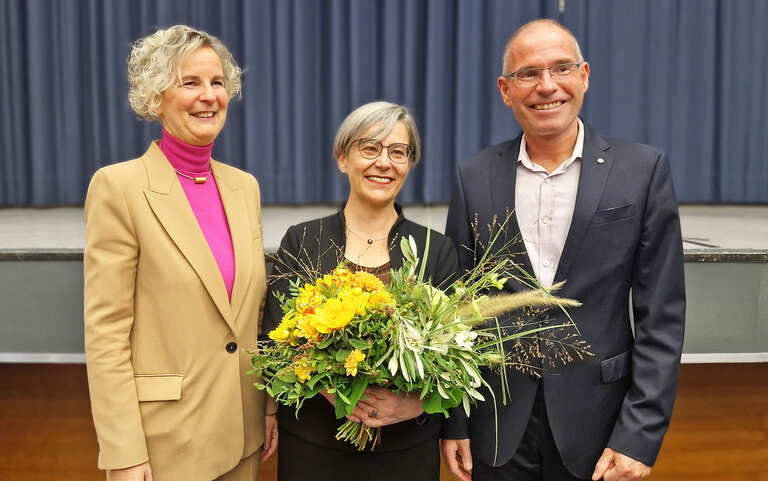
[337,121,412,210]
[498,23,589,144]
[157,46,229,146]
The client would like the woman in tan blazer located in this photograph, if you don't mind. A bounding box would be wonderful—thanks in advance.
[84,25,276,481]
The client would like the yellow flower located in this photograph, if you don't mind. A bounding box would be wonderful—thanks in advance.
[352,270,386,292]
[368,290,395,308]
[269,313,299,343]
[294,364,314,383]
[321,268,353,290]
[295,314,320,340]
[344,349,366,376]
[296,284,324,314]
[310,297,357,333]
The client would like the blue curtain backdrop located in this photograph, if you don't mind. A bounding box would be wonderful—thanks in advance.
[2,0,767,205]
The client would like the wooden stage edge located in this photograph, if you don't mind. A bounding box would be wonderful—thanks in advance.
[1,363,766,481]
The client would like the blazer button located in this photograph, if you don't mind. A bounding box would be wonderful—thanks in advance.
[226,342,238,353]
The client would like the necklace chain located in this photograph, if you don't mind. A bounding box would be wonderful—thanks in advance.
[345,225,388,245]
[174,169,210,184]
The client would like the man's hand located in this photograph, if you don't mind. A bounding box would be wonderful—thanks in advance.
[260,413,278,462]
[592,448,651,481]
[440,438,472,481]
[109,461,152,481]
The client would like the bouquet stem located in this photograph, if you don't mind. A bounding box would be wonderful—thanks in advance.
[335,420,382,451]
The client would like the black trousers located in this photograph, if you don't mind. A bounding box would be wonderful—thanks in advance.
[277,426,440,481]
[473,382,588,481]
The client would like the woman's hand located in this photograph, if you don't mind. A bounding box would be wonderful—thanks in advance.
[108,461,152,481]
[320,389,369,424]
[320,387,422,426]
[260,413,278,462]
[354,386,424,428]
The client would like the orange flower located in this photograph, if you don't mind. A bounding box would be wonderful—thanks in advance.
[296,284,324,314]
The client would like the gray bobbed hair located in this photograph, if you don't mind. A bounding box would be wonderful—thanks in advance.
[333,101,421,166]
[127,25,242,120]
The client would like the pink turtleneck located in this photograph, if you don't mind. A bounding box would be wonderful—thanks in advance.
[158,129,235,299]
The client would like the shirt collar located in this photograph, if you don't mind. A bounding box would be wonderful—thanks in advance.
[518,118,585,174]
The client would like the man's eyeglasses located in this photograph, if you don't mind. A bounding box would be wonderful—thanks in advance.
[353,138,412,164]
[504,62,583,87]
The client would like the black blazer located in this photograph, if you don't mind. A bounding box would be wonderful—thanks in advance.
[262,205,459,452]
[442,124,686,478]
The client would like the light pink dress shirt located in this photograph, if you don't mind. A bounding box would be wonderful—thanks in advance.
[515,119,585,288]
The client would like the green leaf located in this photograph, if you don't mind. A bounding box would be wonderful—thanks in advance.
[421,392,447,415]
[276,371,297,383]
[348,338,370,350]
[417,228,430,283]
[347,377,368,408]
[334,392,351,419]
[307,372,327,389]
[419,378,433,399]
[335,349,351,362]
[303,381,325,399]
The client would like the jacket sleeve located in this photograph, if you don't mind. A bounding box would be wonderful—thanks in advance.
[261,225,304,338]
[440,164,473,440]
[607,152,686,466]
[83,169,149,469]
[445,163,477,275]
[428,234,460,289]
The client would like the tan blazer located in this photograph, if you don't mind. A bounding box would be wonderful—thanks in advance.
[84,142,274,481]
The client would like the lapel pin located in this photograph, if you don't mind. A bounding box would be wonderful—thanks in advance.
[597,158,605,164]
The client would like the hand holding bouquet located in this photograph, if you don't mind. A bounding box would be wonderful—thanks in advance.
[249,233,585,450]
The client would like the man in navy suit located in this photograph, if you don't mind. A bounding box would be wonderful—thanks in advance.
[441,19,685,481]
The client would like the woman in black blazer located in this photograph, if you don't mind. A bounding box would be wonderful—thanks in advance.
[262,101,458,481]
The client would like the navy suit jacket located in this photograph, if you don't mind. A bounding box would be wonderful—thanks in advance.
[443,124,686,479]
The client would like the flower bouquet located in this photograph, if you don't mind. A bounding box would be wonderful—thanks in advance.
[249,231,585,450]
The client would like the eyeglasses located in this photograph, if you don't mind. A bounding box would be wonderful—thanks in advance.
[353,138,412,164]
[504,62,583,87]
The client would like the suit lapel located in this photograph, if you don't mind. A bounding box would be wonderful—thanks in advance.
[212,161,253,330]
[489,137,536,292]
[554,127,613,284]
[141,143,234,329]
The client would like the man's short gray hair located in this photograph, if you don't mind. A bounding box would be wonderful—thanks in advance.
[127,25,242,120]
[333,101,421,166]
[501,19,584,75]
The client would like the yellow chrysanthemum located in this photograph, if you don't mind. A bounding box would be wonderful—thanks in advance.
[352,270,386,292]
[294,364,314,383]
[344,349,366,376]
[296,284,324,314]
[295,314,320,340]
[368,290,395,308]
[268,313,299,343]
[319,268,353,290]
[341,290,369,316]
[310,296,358,333]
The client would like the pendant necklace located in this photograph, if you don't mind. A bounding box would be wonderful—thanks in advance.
[346,226,388,245]
[174,169,210,184]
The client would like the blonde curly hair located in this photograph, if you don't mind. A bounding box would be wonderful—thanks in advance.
[128,25,242,120]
